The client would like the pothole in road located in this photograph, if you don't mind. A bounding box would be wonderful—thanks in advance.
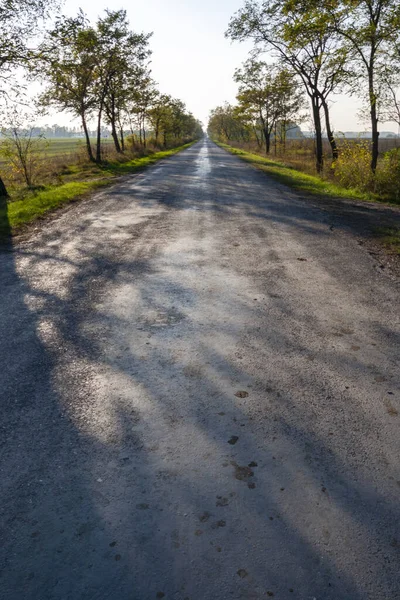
[235,391,249,398]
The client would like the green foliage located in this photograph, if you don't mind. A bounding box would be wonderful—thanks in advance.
[0,0,61,196]
[0,109,49,187]
[332,143,400,201]
[332,140,374,192]
[226,0,349,169]
[375,148,400,201]
[234,60,306,153]
[208,103,253,143]
[38,10,202,161]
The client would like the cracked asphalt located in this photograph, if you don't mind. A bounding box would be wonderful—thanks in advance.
[1,138,399,600]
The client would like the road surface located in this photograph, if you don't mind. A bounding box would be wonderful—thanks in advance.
[1,138,399,600]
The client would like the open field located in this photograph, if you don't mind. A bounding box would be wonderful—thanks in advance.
[0,137,115,168]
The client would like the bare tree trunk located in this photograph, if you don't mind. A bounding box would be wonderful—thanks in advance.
[311,96,324,173]
[96,106,103,163]
[0,176,8,198]
[253,126,262,149]
[264,128,271,154]
[366,66,379,172]
[0,186,11,245]
[282,122,287,153]
[110,120,122,153]
[321,98,338,160]
[120,126,125,152]
[81,115,95,162]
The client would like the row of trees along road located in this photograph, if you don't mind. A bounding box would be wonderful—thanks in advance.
[225,0,400,173]
[0,2,202,198]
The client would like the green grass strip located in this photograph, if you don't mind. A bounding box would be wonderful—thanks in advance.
[2,180,108,234]
[102,142,195,175]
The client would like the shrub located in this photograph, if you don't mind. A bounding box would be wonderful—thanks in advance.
[332,140,374,192]
[375,148,400,202]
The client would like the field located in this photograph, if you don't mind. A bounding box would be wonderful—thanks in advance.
[0,137,115,168]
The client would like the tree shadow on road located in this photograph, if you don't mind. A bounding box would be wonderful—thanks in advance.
[1,144,399,600]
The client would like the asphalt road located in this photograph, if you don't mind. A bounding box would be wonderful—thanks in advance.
[1,138,399,600]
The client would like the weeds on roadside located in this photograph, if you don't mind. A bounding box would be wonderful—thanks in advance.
[221,138,400,204]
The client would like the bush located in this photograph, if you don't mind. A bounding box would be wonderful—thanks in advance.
[375,148,400,202]
[332,140,374,192]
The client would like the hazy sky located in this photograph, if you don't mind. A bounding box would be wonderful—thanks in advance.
[54,0,396,132]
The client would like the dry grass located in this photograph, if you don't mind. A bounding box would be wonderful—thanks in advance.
[0,140,197,238]
[222,138,400,203]
[230,137,400,178]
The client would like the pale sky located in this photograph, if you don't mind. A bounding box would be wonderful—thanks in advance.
[46,0,397,133]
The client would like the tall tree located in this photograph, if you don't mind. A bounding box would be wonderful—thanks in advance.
[147,93,173,146]
[235,60,305,154]
[227,0,348,172]
[38,12,97,162]
[235,60,280,154]
[327,0,400,171]
[0,0,60,196]
[208,104,250,142]
[93,10,151,160]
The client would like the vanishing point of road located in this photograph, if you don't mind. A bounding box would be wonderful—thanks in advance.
[1,138,399,600]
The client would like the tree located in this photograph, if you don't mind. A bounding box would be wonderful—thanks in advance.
[273,69,307,152]
[381,65,400,129]
[234,60,305,154]
[147,93,173,146]
[93,9,151,160]
[0,108,48,187]
[235,60,279,153]
[208,104,248,142]
[126,76,156,148]
[38,12,97,162]
[328,0,400,171]
[0,0,60,196]
[227,0,348,171]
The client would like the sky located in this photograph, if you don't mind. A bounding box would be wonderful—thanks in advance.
[48,0,397,133]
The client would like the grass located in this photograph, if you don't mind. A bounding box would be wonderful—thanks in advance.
[0,141,196,239]
[374,227,400,255]
[101,143,195,175]
[1,181,108,236]
[216,141,381,203]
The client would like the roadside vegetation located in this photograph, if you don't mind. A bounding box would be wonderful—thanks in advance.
[0,1,202,236]
[216,142,377,202]
[0,143,195,239]
[209,0,400,205]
